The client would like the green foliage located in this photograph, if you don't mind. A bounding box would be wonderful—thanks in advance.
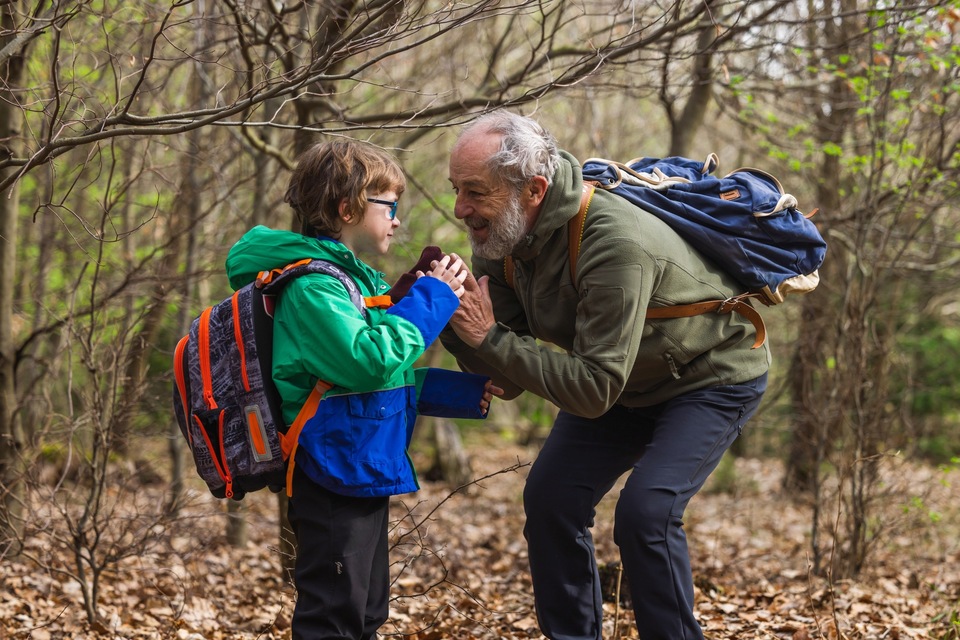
[39,442,66,464]
[898,322,960,420]
[902,494,942,525]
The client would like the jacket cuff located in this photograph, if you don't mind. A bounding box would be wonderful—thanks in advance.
[415,368,489,419]
[386,277,459,346]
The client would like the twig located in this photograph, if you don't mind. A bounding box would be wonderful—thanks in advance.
[613,562,624,639]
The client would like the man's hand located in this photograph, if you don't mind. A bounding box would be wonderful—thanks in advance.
[449,269,497,349]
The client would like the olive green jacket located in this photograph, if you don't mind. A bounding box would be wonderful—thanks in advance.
[440,151,771,417]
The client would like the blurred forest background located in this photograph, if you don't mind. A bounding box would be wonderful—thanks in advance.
[1,0,959,638]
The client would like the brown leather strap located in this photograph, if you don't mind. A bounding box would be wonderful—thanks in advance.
[645,293,767,349]
[567,184,595,282]
[502,184,766,348]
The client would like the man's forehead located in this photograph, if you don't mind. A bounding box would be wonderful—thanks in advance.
[449,153,495,185]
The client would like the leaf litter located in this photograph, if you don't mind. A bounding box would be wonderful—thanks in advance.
[1,435,957,639]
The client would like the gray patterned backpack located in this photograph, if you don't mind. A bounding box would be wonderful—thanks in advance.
[172,259,365,500]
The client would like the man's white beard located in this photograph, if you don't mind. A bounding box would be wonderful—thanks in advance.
[470,196,527,260]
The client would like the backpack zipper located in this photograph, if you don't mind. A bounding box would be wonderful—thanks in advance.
[231,291,251,392]
[196,306,234,497]
[197,307,217,410]
[192,412,234,499]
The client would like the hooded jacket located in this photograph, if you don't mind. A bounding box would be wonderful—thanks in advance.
[226,225,474,497]
[441,151,771,417]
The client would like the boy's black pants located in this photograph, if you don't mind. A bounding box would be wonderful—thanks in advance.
[287,463,390,640]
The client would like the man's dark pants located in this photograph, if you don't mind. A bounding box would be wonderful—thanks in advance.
[523,374,767,640]
[287,464,390,640]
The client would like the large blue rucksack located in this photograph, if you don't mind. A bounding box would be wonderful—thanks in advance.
[582,153,826,300]
[506,153,828,348]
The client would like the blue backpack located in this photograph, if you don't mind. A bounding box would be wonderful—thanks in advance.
[507,154,828,348]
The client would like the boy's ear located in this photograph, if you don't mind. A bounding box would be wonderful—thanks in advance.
[338,198,352,222]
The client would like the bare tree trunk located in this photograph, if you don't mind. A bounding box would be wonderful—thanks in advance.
[668,23,717,157]
[0,1,27,557]
[167,213,197,515]
[17,170,57,446]
[112,141,152,455]
[226,499,248,547]
[167,1,214,515]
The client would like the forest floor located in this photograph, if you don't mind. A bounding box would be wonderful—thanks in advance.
[2,431,959,640]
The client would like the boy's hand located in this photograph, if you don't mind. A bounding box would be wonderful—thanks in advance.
[479,379,504,416]
[418,253,468,298]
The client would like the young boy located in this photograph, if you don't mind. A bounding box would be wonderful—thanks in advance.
[225,140,498,640]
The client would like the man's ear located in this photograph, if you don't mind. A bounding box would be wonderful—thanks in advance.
[525,175,549,207]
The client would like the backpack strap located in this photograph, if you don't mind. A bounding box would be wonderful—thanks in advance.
[645,292,767,349]
[281,379,333,497]
[568,183,595,280]
[364,295,394,309]
[258,259,367,318]
[504,185,766,349]
[256,258,373,496]
[505,183,595,288]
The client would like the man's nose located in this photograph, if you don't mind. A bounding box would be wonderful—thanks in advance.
[453,197,470,220]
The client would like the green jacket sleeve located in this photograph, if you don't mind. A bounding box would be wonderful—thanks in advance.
[445,238,654,419]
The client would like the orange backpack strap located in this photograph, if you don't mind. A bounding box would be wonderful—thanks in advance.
[280,379,333,497]
[364,295,393,309]
[505,183,595,288]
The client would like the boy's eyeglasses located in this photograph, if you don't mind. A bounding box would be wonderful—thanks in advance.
[367,198,399,220]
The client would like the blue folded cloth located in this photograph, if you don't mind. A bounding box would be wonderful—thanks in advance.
[416,368,490,419]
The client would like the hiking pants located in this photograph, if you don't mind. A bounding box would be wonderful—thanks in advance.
[523,374,767,640]
[287,464,390,640]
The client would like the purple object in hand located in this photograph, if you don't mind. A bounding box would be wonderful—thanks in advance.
[387,246,444,303]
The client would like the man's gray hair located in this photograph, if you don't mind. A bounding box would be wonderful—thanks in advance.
[464,111,561,192]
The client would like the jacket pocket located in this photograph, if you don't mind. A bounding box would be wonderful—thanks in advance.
[298,386,417,496]
[347,387,410,466]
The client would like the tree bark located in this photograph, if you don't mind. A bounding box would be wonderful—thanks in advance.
[0,0,27,557]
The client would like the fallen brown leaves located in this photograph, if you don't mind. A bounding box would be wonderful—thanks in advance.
[1,437,957,640]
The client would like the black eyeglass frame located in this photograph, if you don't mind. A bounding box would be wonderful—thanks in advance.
[366,197,399,220]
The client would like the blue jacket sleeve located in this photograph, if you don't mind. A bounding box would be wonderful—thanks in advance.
[414,368,490,419]
[386,276,460,346]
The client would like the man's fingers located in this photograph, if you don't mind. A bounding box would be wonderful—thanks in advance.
[461,268,480,292]
[477,275,491,297]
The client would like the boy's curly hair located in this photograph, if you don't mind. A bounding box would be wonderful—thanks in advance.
[284,140,406,237]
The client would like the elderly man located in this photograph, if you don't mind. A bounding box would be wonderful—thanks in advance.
[441,111,770,640]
